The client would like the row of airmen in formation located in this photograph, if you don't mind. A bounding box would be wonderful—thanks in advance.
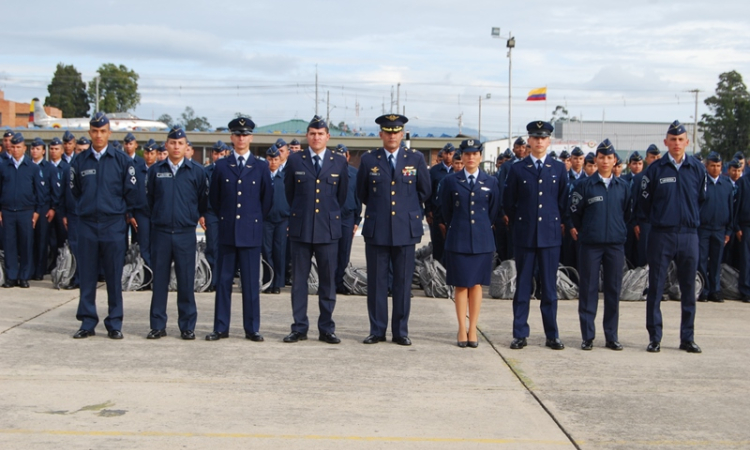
[1,114,747,352]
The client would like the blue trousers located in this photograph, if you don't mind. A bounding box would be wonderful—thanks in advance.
[1,209,34,280]
[335,214,355,290]
[66,214,80,286]
[49,211,68,271]
[365,243,414,338]
[428,220,446,263]
[262,219,288,290]
[645,229,698,342]
[513,245,560,339]
[290,241,337,334]
[203,212,219,288]
[132,210,151,268]
[32,210,52,278]
[76,218,127,332]
[698,228,726,297]
[149,229,197,332]
[738,226,750,297]
[213,244,261,334]
[578,243,624,342]
[635,222,651,268]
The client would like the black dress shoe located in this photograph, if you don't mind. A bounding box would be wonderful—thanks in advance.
[392,336,412,346]
[205,331,229,341]
[246,332,264,342]
[697,293,708,302]
[262,287,272,294]
[510,337,527,349]
[271,287,281,294]
[707,293,724,303]
[336,287,352,295]
[2,280,16,288]
[98,275,106,282]
[363,334,386,344]
[18,280,30,288]
[73,329,95,339]
[581,339,593,351]
[545,338,565,350]
[181,330,196,340]
[63,283,79,290]
[679,341,702,353]
[605,341,623,351]
[319,332,341,344]
[204,285,215,293]
[146,329,166,339]
[108,330,124,339]
[283,331,307,343]
[647,341,661,353]
[467,341,478,348]
[32,275,43,281]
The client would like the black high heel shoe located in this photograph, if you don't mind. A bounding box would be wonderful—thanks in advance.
[457,332,468,348]
[467,341,478,348]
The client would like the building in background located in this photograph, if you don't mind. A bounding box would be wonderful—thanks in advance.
[0,90,61,128]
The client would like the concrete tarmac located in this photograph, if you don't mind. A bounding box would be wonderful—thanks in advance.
[1,236,749,449]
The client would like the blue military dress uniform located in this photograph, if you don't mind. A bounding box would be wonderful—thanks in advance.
[503,121,569,347]
[426,143,454,263]
[568,139,631,348]
[333,144,362,294]
[698,156,733,302]
[262,145,290,292]
[356,114,431,343]
[732,172,750,301]
[147,132,208,336]
[639,121,707,350]
[32,150,61,279]
[49,156,70,270]
[129,147,152,274]
[203,141,226,292]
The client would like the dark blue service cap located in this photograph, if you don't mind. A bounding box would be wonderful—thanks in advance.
[375,114,408,132]
[549,150,558,159]
[266,145,280,158]
[596,138,616,156]
[513,137,526,146]
[706,152,722,163]
[667,120,687,136]
[3,129,14,138]
[496,154,504,161]
[308,115,328,130]
[526,121,553,138]
[10,133,24,144]
[695,154,703,162]
[646,144,660,155]
[459,139,482,153]
[275,138,287,148]
[503,148,513,158]
[452,150,462,160]
[571,146,583,157]
[89,112,109,128]
[437,149,443,157]
[167,125,186,140]
[76,136,90,146]
[629,151,643,162]
[31,137,45,147]
[111,140,121,149]
[559,150,570,159]
[728,159,743,169]
[584,152,596,164]
[62,130,75,142]
[616,154,623,164]
[336,143,349,154]
[49,137,62,146]
[733,151,745,160]
[124,132,136,143]
[443,142,455,152]
[158,142,167,152]
[289,138,300,146]
[142,139,157,152]
[228,117,255,135]
[212,140,225,152]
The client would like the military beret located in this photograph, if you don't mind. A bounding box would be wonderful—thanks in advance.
[62,130,75,142]
[596,138,616,156]
[629,151,643,162]
[266,145,280,158]
[3,129,14,138]
[571,146,584,157]
[514,137,526,146]
[123,132,136,143]
[142,139,157,152]
[336,143,349,154]
[728,159,743,169]
[10,133,24,144]
[443,143,455,152]
[90,112,110,128]
[212,140,225,152]
[559,150,570,160]
[275,138,288,148]
[49,137,63,146]
[526,121,553,138]
[733,151,745,160]
[667,120,687,136]
[228,117,255,135]
[30,137,45,148]
[168,125,186,140]
[289,138,300,146]
[459,139,482,153]
[308,115,328,130]
[375,114,408,132]
[646,144,660,155]
[705,152,721,163]
[76,137,90,146]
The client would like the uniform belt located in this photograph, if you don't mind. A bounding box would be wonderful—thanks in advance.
[153,225,196,233]
[652,226,697,234]
[1,206,34,212]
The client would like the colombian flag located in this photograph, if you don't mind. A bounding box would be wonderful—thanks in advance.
[526,87,547,102]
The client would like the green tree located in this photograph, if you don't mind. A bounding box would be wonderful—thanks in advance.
[88,63,141,113]
[45,63,90,118]
[180,107,212,131]
[157,114,174,127]
[700,70,750,159]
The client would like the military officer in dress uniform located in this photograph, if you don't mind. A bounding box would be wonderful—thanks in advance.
[283,116,349,344]
[157,143,168,162]
[202,141,225,293]
[289,138,302,153]
[75,136,90,154]
[426,143,454,263]
[497,138,528,262]
[568,147,585,181]
[356,114,431,346]
[503,121,569,350]
[559,150,571,172]
[61,131,76,164]
[262,145,289,294]
[640,121,706,353]
[146,126,208,340]
[206,117,273,342]
[644,144,661,166]
[29,137,60,280]
[568,139,630,351]
[631,147,659,268]
[124,134,152,286]
[697,152,733,303]
[734,158,750,302]
[70,114,138,339]
[0,133,45,288]
[334,144,362,295]
[47,137,69,270]
[723,159,743,269]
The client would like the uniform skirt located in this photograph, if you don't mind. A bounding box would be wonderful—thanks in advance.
[444,250,493,287]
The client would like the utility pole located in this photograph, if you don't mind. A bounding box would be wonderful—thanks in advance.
[478,96,482,140]
[95,76,100,112]
[315,66,319,116]
[688,89,700,154]
[507,32,515,142]
[457,112,464,135]
[397,82,401,113]
[326,91,330,125]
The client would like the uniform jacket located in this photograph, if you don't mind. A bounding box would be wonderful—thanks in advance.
[356,147,431,246]
[503,155,568,249]
[51,159,70,217]
[733,175,750,230]
[495,156,519,218]
[0,155,45,212]
[699,175,733,235]
[70,147,138,220]
[131,156,150,214]
[36,159,61,211]
[426,162,452,215]
[441,170,500,254]
[267,167,290,223]
[630,171,649,224]
[343,164,362,226]
[147,158,208,230]
[284,148,348,244]
[204,163,217,217]
[639,154,706,231]
[210,152,273,248]
[569,173,631,245]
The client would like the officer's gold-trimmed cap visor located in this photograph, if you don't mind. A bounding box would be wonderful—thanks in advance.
[380,126,404,133]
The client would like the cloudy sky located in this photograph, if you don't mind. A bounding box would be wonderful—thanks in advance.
[3,0,750,139]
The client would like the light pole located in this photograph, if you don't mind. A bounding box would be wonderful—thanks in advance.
[492,28,515,141]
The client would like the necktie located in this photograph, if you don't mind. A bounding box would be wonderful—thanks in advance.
[388,154,395,177]
[469,174,475,189]
[537,160,543,174]
[94,151,101,161]
[238,156,244,173]
[313,155,321,176]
